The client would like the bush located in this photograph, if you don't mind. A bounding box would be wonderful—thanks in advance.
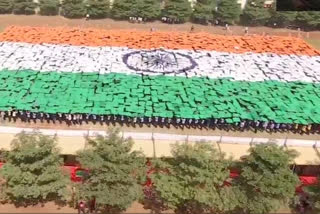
[75,129,146,213]
[233,143,300,214]
[242,0,271,26]
[192,0,216,25]
[296,11,320,30]
[0,132,70,206]
[136,0,161,21]
[216,0,241,25]
[86,0,109,19]
[39,0,60,16]
[12,0,36,15]
[61,0,86,18]
[0,0,13,14]
[162,0,192,23]
[111,0,138,20]
[150,143,236,214]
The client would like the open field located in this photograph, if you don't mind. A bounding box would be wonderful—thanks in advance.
[0,14,320,38]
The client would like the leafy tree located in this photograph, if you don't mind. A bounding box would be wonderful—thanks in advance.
[150,142,237,214]
[0,132,69,206]
[136,0,161,21]
[233,143,300,214]
[296,11,320,30]
[275,0,296,11]
[12,0,36,15]
[86,0,109,19]
[0,0,13,14]
[39,0,60,16]
[75,129,146,213]
[61,0,86,18]
[242,0,271,26]
[162,0,192,23]
[305,179,320,213]
[111,0,139,19]
[267,2,297,28]
[216,0,241,25]
[192,0,216,25]
[268,11,297,28]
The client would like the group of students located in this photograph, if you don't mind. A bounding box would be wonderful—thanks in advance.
[0,108,318,134]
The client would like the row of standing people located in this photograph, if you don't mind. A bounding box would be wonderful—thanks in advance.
[0,110,318,134]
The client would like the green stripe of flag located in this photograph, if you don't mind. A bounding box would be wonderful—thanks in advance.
[0,69,319,124]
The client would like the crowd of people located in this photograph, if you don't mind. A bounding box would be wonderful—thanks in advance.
[1,108,319,134]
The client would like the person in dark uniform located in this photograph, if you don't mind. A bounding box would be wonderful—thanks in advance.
[190,25,195,32]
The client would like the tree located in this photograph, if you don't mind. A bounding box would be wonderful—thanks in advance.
[0,132,69,206]
[242,0,271,26]
[12,0,36,15]
[86,0,109,19]
[192,0,216,25]
[216,0,241,25]
[296,11,320,30]
[268,11,297,28]
[275,0,296,11]
[305,179,320,213]
[267,2,297,28]
[61,0,86,18]
[111,0,139,19]
[75,129,146,213]
[0,0,13,14]
[162,0,192,23]
[150,142,237,214]
[136,0,161,21]
[233,143,300,214]
[39,0,60,16]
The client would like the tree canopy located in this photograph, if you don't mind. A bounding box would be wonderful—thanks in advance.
[296,11,320,30]
[162,0,192,23]
[39,0,60,16]
[111,0,138,19]
[75,128,146,213]
[216,0,241,25]
[86,0,109,19]
[136,0,161,21]
[233,143,300,214]
[0,0,13,14]
[150,142,237,214]
[242,0,271,26]
[192,0,216,25]
[12,0,36,15]
[61,0,86,18]
[0,132,69,206]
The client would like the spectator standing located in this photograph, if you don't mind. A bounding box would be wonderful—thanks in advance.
[78,200,87,214]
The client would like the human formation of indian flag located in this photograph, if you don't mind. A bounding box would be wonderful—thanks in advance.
[0,26,319,126]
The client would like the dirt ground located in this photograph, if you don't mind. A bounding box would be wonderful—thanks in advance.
[0,201,294,214]
[0,14,320,41]
[0,201,153,213]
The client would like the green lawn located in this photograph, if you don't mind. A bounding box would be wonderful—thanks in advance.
[305,38,320,50]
